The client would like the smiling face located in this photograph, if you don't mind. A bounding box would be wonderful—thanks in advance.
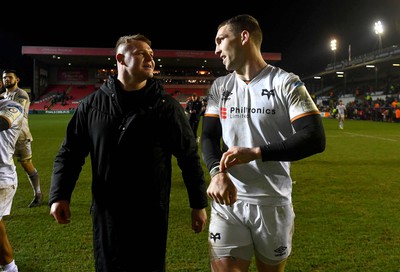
[117,39,155,82]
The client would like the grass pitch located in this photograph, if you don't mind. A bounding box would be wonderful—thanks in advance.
[5,114,400,271]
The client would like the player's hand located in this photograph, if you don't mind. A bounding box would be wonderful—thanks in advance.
[207,172,237,206]
[220,146,261,172]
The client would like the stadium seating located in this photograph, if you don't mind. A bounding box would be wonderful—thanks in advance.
[30,84,96,111]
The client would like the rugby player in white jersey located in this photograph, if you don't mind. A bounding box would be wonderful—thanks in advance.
[1,69,43,207]
[201,14,326,272]
[0,98,23,272]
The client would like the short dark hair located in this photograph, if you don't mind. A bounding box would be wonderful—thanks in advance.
[2,69,18,77]
[218,14,263,47]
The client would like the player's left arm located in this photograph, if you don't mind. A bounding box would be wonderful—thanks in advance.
[260,114,326,161]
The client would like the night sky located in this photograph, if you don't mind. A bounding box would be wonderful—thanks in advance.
[1,0,399,79]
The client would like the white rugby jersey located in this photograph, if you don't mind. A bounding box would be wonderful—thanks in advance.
[336,104,346,115]
[205,65,319,205]
[0,100,23,188]
[1,87,33,141]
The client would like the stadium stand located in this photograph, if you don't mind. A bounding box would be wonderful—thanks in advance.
[21,45,400,118]
[21,46,281,113]
[30,84,96,111]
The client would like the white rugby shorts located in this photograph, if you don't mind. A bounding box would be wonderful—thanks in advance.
[208,200,295,264]
[0,184,17,219]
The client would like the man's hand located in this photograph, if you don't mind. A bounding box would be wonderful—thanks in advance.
[220,146,261,171]
[191,208,207,233]
[50,200,71,224]
[207,172,237,206]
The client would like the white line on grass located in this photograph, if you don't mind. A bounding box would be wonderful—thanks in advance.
[343,132,398,142]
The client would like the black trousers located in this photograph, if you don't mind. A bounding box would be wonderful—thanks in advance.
[91,202,168,272]
[189,119,200,138]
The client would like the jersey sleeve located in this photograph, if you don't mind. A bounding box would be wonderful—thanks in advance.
[0,102,23,130]
[287,82,320,122]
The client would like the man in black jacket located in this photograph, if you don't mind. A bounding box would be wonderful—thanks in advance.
[49,34,208,272]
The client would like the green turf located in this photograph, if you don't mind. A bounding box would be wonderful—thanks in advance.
[5,114,400,271]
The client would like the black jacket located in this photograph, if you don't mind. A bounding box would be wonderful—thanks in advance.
[49,75,208,211]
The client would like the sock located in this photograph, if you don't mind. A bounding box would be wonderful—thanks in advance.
[28,169,41,195]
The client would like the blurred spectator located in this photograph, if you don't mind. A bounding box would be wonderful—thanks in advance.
[185,93,203,142]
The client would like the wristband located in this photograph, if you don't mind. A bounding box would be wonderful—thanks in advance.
[210,165,222,179]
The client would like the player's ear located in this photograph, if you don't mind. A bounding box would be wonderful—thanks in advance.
[241,30,250,45]
[116,53,124,65]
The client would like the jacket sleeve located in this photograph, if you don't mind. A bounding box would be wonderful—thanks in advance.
[167,97,208,209]
[49,105,90,206]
